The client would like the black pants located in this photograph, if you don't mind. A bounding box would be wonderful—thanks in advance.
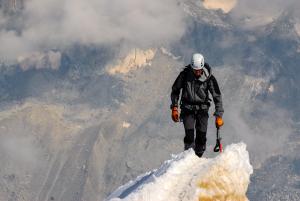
[181,109,209,152]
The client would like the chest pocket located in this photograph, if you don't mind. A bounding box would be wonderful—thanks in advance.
[195,81,208,100]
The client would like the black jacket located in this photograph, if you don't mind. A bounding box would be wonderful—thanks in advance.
[171,63,224,117]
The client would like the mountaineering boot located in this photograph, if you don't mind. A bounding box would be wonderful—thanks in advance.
[194,144,206,158]
[195,152,203,158]
[184,143,195,150]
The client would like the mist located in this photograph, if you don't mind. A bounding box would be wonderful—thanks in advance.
[230,0,300,28]
[0,0,186,65]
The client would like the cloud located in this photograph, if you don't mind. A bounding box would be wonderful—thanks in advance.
[0,0,186,66]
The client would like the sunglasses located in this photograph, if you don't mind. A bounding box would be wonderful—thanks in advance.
[193,69,203,74]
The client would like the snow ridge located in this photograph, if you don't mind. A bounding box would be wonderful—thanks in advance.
[106,143,253,201]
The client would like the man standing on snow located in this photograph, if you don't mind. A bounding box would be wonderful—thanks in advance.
[170,53,224,157]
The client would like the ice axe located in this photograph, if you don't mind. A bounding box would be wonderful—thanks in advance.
[213,127,223,153]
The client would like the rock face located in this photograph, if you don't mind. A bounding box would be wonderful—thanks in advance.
[107,49,157,75]
[0,0,24,11]
[0,101,89,201]
[0,50,184,201]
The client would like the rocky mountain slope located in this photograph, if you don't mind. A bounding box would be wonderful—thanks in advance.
[0,0,300,200]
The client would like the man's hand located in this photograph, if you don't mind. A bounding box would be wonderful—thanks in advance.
[171,107,180,122]
[215,116,224,128]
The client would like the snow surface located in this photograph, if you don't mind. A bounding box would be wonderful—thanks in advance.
[106,143,253,201]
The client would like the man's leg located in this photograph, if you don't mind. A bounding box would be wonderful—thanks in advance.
[182,112,196,150]
[194,111,209,157]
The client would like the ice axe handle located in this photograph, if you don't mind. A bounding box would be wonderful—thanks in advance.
[213,128,223,153]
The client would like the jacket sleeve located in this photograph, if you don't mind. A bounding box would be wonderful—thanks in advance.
[170,71,185,108]
[208,75,224,117]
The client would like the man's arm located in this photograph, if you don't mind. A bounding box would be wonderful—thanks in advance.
[208,75,224,117]
[170,71,185,108]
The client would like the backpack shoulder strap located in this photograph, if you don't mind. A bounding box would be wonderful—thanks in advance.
[181,65,191,83]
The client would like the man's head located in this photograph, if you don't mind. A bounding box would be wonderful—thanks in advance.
[191,53,204,77]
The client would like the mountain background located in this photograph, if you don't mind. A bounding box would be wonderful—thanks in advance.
[0,0,300,200]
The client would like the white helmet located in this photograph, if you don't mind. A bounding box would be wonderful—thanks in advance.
[191,53,204,70]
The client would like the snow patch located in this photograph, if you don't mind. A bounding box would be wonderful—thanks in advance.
[296,23,300,37]
[197,143,253,201]
[122,121,131,128]
[106,143,253,201]
[244,76,269,96]
[108,49,156,75]
[160,47,180,60]
[268,84,274,93]
[202,0,237,13]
